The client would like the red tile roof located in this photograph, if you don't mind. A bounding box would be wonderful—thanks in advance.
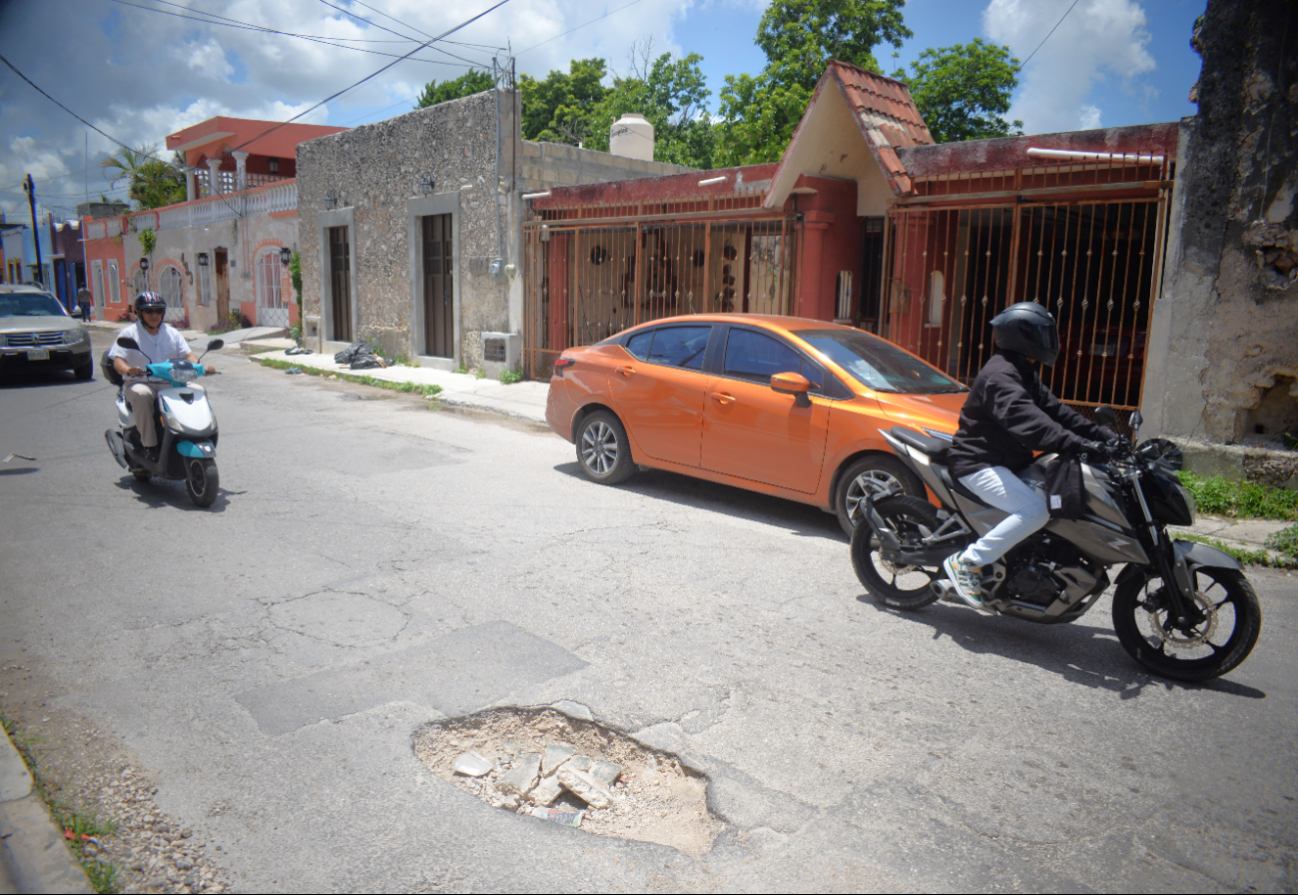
[827,60,934,150]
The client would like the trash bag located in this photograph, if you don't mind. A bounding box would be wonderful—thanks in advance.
[334,342,388,370]
[333,342,366,365]
[285,345,312,356]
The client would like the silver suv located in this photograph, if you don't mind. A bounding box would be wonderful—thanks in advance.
[0,285,93,379]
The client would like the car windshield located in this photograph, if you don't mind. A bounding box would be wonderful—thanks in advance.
[798,329,967,394]
[0,293,67,318]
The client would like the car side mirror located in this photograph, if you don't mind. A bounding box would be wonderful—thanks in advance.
[116,336,140,351]
[1094,406,1119,428]
[771,371,812,408]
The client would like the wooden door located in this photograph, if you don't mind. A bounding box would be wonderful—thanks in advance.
[328,226,351,342]
[422,214,453,358]
[214,249,230,321]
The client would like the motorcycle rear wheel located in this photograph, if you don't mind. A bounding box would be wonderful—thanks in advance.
[851,495,944,610]
[1112,567,1261,682]
[185,458,219,508]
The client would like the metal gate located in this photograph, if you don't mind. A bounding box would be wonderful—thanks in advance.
[881,195,1170,412]
[523,207,798,379]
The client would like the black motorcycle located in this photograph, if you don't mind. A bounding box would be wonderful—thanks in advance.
[851,408,1261,682]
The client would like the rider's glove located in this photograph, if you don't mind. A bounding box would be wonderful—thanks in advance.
[1079,440,1108,459]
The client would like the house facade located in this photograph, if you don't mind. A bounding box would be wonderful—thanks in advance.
[80,118,344,327]
[295,89,695,372]
[523,61,1182,427]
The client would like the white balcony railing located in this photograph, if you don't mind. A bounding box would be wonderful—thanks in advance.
[153,181,297,231]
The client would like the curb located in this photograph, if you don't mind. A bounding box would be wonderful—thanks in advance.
[0,727,92,894]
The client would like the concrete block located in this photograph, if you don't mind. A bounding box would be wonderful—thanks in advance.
[496,751,541,796]
[556,767,611,809]
[541,744,574,777]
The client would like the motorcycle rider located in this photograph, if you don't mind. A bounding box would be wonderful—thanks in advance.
[108,292,215,462]
[942,302,1112,610]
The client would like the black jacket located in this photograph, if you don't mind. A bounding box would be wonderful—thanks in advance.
[947,350,1106,480]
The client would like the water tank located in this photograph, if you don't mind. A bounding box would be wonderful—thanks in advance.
[609,113,654,162]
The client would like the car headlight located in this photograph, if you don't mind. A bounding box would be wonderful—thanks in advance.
[66,329,86,345]
[0,334,6,347]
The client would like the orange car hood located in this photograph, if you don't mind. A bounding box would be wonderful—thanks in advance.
[871,390,967,435]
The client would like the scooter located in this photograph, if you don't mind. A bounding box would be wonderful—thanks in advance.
[104,336,224,507]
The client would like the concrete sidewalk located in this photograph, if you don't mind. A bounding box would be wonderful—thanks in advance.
[1169,514,1295,566]
[0,727,91,893]
[249,346,551,425]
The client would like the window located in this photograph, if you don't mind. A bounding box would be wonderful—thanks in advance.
[835,271,853,320]
[91,260,103,307]
[197,259,212,306]
[645,325,710,370]
[724,329,821,388]
[927,271,944,328]
[158,266,185,321]
[256,250,283,309]
[106,260,120,306]
[625,330,653,360]
[799,329,967,394]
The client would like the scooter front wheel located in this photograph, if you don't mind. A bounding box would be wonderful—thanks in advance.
[185,457,219,508]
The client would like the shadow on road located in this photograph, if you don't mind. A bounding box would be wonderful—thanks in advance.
[0,467,38,476]
[0,369,90,389]
[112,474,233,513]
[552,461,845,542]
[856,593,1267,700]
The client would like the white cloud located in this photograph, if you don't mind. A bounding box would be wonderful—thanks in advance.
[0,0,698,218]
[983,0,1155,135]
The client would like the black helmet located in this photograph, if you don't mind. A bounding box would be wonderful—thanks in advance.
[134,291,167,316]
[991,301,1060,366]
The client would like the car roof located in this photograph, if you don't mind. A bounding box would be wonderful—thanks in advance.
[0,284,55,294]
[618,314,854,334]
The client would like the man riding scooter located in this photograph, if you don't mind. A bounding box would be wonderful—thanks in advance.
[942,302,1114,609]
[108,292,216,461]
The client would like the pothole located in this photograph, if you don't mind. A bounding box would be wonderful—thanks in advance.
[413,708,723,857]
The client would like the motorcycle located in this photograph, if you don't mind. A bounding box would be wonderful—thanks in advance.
[851,408,1261,682]
[104,336,224,508]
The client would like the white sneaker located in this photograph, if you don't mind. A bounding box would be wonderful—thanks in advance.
[943,554,987,611]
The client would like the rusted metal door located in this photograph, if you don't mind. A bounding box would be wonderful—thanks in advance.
[421,214,453,358]
[328,226,351,342]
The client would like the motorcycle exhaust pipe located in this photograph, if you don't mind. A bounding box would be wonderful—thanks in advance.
[930,579,959,603]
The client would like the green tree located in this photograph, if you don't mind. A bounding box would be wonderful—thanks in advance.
[102,144,186,210]
[715,0,910,165]
[519,58,611,146]
[589,43,716,168]
[896,39,1022,143]
[415,69,495,108]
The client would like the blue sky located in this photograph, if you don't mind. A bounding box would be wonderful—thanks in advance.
[0,0,1206,220]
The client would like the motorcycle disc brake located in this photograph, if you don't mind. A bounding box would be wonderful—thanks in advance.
[1151,589,1218,648]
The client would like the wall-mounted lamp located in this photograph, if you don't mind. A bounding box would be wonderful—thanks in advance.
[698,175,727,186]
[419,176,436,196]
[197,252,209,267]
[138,257,150,272]
[521,190,552,200]
[325,193,339,210]
[280,246,293,266]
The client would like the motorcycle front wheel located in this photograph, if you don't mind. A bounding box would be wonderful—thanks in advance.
[1112,566,1261,681]
[185,458,219,508]
[851,495,945,610]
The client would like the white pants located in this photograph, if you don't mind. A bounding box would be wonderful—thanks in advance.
[957,466,1051,566]
[126,381,166,447]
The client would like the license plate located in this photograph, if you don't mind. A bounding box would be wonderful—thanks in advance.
[26,349,49,361]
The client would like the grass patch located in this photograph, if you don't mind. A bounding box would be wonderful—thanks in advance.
[1177,533,1298,569]
[498,369,522,385]
[1177,471,1298,522]
[1264,523,1298,563]
[0,712,121,894]
[240,345,279,355]
[258,358,443,399]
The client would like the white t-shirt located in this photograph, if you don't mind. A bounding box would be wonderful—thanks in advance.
[107,322,193,379]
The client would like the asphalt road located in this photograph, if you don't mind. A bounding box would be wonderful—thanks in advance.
[1,330,1295,893]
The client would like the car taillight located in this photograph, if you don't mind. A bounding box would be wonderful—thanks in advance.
[554,357,576,377]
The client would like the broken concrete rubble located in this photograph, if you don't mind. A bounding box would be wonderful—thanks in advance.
[541,744,574,776]
[556,767,612,809]
[495,751,541,796]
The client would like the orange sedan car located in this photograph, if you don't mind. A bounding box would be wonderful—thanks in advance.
[545,315,968,534]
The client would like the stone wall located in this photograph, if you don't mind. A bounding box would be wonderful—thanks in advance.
[1145,0,1298,476]
[297,89,694,370]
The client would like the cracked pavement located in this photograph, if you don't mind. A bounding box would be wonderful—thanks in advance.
[1,330,1296,893]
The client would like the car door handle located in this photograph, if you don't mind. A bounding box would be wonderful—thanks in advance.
[710,392,736,405]
[616,366,636,377]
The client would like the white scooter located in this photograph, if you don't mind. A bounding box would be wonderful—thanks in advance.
[104,336,223,507]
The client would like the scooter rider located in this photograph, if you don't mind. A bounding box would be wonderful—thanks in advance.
[942,302,1112,610]
[108,292,216,462]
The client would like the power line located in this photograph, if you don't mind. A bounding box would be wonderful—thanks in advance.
[346,0,507,50]
[516,0,647,56]
[228,0,515,155]
[315,0,492,68]
[108,0,477,68]
[1021,0,1083,66]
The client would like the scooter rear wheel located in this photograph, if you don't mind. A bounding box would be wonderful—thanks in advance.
[851,495,944,610]
[185,458,219,508]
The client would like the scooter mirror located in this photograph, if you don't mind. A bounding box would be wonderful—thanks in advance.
[206,339,225,352]
[116,336,140,351]
[1094,406,1119,428]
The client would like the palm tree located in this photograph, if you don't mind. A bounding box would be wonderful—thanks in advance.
[101,144,186,210]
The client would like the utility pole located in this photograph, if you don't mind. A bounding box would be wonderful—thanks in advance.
[24,173,43,285]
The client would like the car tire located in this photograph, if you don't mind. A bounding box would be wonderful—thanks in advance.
[835,455,926,537]
[575,410,635,485]
[74,359,93,381]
